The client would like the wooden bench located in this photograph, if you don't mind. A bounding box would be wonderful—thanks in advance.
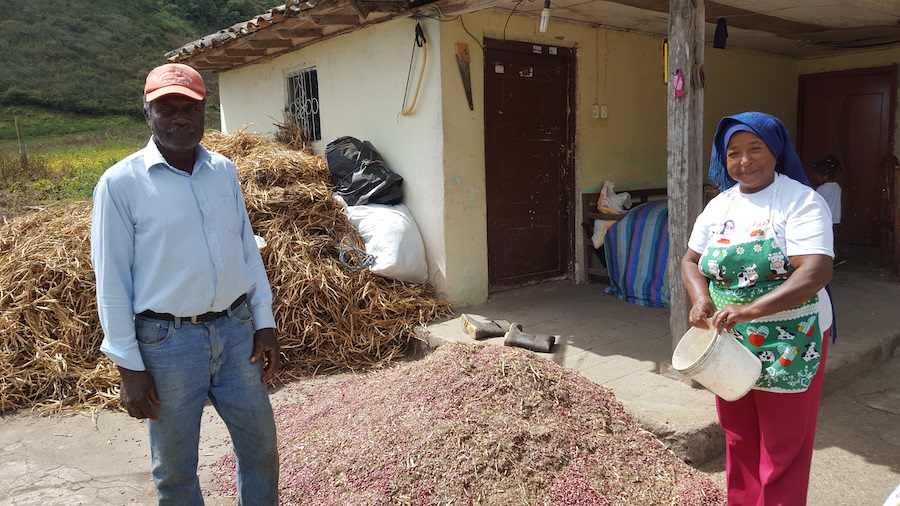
[582,188,667,281]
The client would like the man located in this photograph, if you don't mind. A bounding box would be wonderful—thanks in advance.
[91,63,280,505]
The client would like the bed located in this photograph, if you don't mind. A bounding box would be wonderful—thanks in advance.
[582,189,670,308]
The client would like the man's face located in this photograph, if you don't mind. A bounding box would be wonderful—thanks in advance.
[144,95,205,154]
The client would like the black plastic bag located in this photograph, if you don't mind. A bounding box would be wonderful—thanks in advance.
[326,136,403,205]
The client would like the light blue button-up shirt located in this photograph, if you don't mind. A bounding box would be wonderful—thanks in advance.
[91,138,276,371]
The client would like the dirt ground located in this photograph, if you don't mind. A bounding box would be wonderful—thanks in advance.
[697,349,900,506]
[1,352,898,506]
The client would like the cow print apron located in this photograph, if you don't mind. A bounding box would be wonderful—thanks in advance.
[697,189,823,393]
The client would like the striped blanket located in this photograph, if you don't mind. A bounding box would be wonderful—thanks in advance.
[603,200,670,308]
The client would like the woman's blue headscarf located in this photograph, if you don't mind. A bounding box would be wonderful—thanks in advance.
[709,111,811,192]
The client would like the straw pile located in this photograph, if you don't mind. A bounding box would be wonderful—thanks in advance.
[0,130,451,412]
[214,342,726,505]
[203,130,451,373]
[0,203,117,411]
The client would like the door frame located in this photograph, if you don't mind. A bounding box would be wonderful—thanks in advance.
[482,37,577,291]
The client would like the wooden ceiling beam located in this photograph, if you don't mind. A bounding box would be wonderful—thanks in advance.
[247,38,295,49]
[275,27,324,39]
[190,61,220,71]
[347,0,370,18]
[204,54,248,63]
[309,14,361,25]
[223,48,269,57]
[360,1,408,14]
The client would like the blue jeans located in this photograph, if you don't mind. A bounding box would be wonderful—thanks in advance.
[135,302,279,505]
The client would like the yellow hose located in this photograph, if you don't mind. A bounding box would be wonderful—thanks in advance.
[400,40,426,115]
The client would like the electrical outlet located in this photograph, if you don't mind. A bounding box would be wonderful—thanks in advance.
[592,104,600,119]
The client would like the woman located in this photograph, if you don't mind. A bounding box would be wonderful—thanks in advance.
[681,112,834,505]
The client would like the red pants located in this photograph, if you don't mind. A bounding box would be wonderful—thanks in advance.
[716,329,829,506]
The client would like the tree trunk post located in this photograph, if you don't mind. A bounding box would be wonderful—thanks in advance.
[666,0,706,352]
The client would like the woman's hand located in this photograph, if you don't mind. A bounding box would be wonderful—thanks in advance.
[689,300,717,329]
[711,304,757,332]
[682,248,716,329]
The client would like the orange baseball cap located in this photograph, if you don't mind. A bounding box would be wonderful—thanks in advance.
[144,63,206,102]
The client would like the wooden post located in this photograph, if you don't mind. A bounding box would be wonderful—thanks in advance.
[666,0,705,351]
[14,116,27,166]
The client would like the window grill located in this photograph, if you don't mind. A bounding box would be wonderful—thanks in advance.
[286,67,321,141]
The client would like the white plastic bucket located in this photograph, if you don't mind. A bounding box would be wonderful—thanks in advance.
[672,324,762,401]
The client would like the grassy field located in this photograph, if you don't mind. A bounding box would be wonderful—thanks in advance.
[0,111,147,219]
[0,106,222,220]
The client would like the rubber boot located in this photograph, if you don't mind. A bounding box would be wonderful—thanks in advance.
[460,314,506,340]
[503,322,555,353]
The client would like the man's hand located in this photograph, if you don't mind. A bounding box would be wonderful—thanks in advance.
[117,366,160,420]
[251,327,281,383]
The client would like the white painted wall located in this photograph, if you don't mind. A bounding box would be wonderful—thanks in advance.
[219,18,453,301]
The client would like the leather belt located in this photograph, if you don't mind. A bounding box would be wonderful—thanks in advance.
[138,294,247,324]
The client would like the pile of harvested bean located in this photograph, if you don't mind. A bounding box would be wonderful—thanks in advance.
[203,130,452,374]
[0,130,451,412]
[214,342,726,505]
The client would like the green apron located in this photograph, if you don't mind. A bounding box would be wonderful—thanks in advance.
[698,213,822,393]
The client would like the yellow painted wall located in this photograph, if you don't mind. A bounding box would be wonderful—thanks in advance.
[703,48,799,163]
[798,46,900,74]
[434,18,487,306]
[579,29,670,193]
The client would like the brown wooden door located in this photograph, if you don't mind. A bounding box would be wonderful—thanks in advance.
[483,39,575,290]
[798,67,897,248]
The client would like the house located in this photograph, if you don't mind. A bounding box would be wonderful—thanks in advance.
[166,0,900,314]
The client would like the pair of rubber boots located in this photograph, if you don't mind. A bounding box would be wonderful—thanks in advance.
[459,314,555,353]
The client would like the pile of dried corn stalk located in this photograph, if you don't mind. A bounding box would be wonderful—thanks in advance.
[0,130,451,412]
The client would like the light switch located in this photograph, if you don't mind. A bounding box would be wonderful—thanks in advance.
[601,104,608,119]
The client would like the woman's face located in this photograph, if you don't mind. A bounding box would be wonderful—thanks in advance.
[725,131,777,193]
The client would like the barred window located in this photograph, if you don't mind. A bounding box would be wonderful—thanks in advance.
[286,67,321,141]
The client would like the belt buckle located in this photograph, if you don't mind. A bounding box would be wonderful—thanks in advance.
[190,315,200,324]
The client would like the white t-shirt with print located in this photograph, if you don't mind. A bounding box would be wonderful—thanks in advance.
[688,173,834,327]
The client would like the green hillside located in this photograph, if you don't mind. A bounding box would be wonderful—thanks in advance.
[0,0,274,137]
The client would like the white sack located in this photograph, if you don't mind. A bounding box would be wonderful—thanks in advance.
[591,219,615,249]
[340,198,429,284]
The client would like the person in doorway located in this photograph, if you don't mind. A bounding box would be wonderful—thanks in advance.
[91,63,280,505]
[811,155,844,266]
[681,112,834,505]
